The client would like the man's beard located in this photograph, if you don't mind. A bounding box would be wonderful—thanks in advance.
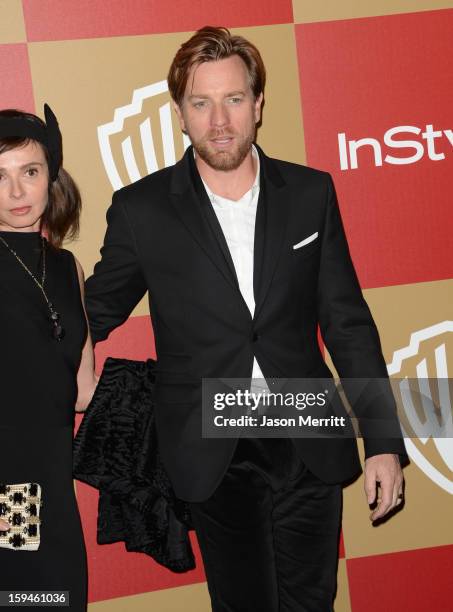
[191,128,255,171]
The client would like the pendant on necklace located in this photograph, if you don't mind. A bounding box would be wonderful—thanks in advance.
[49,302,65,341]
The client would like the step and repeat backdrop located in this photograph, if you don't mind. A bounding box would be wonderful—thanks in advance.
[1,1,452,610]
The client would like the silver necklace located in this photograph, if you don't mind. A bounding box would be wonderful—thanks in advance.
[0,234,65,341]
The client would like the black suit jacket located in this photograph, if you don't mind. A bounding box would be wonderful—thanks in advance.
[85,145,406,502]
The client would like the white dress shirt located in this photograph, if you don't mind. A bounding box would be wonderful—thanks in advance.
[199,146,268,390]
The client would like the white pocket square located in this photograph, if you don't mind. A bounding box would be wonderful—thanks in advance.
[292,232,319,250]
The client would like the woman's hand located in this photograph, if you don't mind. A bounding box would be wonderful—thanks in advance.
[0,518,9,532]
[75,372,99,412]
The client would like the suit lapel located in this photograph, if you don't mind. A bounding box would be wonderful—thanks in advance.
[252,177,265,304]
[169,146,289,322]
[169,147,240,293]
[253,147,290,322]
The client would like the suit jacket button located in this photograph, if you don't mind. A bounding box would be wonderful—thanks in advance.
[252,332,259,342]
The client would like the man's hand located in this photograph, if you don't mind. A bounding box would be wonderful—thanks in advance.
[364,453,404,521]
[0,518,9,532]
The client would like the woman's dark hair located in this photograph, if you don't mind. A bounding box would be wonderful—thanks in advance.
[0,109,81,248]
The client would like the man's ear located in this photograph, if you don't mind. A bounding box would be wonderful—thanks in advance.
[254,92,264,124]
[173,101,186,132]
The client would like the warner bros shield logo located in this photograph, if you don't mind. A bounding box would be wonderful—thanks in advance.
[387,321,453,494]
[98,80,191,190]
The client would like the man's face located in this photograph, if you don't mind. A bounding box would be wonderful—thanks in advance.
[174,55,263,171]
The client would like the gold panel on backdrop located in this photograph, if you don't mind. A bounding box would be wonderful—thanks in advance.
[28,24,305,318]
[0,0,26,44]
[88,582,210,611]
[292,0,453,23]
[340,279,453,559]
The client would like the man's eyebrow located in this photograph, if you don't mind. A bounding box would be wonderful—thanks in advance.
[187,94,209,100]
[188,90,247,100]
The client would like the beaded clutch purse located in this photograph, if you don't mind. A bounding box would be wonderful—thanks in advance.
[0,483,42,551]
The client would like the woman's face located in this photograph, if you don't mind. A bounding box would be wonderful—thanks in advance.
[0,140,49,232]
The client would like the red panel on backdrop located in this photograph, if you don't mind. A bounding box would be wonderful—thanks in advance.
[296,9,453,289]
[347,544,453,611]
[92,314,156,371]
[75,315,207,601]
[23,0,293,42]
[0,44,35,111]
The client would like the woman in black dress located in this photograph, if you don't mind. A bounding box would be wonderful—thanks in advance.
[0,106,96,610]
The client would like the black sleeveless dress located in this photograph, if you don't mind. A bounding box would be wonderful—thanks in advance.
[0,231,87,610]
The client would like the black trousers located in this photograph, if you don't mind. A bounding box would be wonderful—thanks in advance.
[189,438,342,612]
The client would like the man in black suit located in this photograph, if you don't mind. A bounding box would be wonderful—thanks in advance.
[85,26,406,612]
